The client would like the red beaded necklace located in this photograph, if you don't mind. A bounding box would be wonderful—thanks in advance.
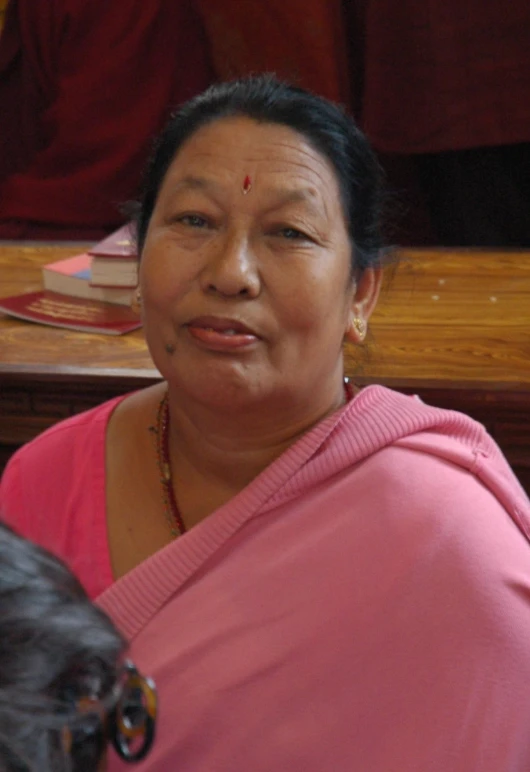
[154,393,186,538]
[154,378,355,539]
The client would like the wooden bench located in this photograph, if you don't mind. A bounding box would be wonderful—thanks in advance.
[1,243,529,493]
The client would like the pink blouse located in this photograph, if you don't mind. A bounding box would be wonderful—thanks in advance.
[2,386,530,769]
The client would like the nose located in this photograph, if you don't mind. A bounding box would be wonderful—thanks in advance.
[200,232,260,299]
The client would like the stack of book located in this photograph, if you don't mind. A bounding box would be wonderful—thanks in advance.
[89,223,139,289]
[43,224,138,306]
[0,224,142,335]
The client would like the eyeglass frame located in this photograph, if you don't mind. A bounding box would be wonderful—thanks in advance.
[61,659,158,763]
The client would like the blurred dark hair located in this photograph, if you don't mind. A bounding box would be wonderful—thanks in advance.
[0,523,125,772]
[131,73,385,273]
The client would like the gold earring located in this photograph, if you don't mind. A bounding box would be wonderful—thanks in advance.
[352,316,366,341]
[131,287,141,315]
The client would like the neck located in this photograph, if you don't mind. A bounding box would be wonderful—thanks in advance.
[166,379,349,495]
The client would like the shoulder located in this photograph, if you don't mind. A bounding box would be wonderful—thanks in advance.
[0,394,133,597]
[4,394,122,476]
[0,395,125,538]
[329,401,530,624]
[340,385,530,536]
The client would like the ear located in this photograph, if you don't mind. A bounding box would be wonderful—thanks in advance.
[344,266,383,343]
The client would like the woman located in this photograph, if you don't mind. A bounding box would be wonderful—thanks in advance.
[2,75,530,770]
[0,523,157,770]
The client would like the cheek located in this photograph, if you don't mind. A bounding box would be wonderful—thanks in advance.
[139,250,191,307]
[269,261,351,334]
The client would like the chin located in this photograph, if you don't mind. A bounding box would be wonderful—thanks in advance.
[169,362,268,408]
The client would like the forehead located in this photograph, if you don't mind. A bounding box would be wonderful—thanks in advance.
[161,116,340,196]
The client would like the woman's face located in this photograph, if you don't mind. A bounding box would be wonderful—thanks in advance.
[140,117,380,411]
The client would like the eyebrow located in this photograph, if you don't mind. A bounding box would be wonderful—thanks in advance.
[262,187,326,219]
[169,175,220,194]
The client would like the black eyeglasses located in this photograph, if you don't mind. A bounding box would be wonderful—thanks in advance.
[62,660,158,763]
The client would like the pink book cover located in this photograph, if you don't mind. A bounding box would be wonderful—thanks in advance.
[44,252,91,279]
[0,291,141,335]
[88,223,137,259]
[42,254,135,305]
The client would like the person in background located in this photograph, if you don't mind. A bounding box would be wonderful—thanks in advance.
[0,0,213,240]
[0,0,349,241]
[2,76,530,769]
[0,523,157,771]
[344,0,530,246]
[195,0,349,104]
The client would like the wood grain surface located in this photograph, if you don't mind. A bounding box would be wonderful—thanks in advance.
[0,243,157,375]
[1,244,529,388]
[1,243,529,491]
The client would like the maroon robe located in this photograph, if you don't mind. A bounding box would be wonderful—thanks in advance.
[0,0,213,239]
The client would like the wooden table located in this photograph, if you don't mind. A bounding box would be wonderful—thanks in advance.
[1,243,530,493]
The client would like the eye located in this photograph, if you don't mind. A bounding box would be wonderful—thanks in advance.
[178,214,209,228]
[276,227,312,241]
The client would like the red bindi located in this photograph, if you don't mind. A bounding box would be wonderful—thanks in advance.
[242,175,252,194]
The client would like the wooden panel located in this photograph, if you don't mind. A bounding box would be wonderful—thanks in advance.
[0,0,8,32]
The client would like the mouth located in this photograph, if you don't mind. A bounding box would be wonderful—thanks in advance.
[185,316,260,350]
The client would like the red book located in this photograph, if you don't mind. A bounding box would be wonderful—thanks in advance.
[89,224,138,287]
[0,291,142,335]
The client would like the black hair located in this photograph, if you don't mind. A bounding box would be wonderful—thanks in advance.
[133,74,385,273]
[0,523,125,772]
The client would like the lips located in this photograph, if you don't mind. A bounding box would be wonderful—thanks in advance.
[185,316,260,350]
[187,316,258,335]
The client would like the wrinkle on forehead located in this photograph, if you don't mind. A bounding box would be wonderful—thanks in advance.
[171,174,321,204]
[158,118,343,224]
[195,148,329,175]
[173,118,337,185]
[176,152,334,192]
